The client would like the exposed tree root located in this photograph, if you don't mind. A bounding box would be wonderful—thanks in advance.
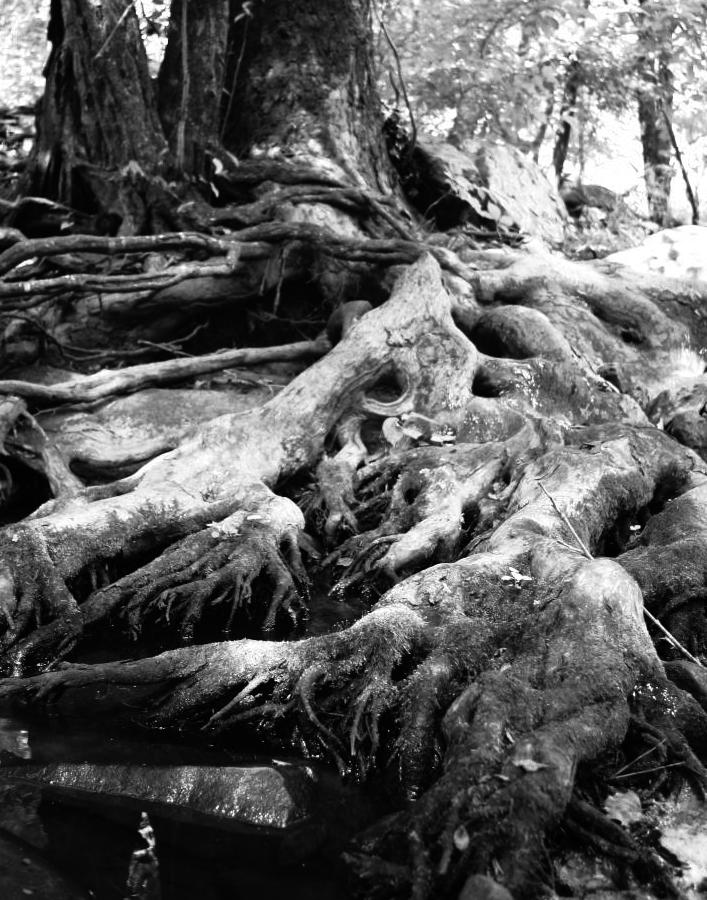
[0,338,326,406]
[0,256,477,665]
[1,412,706,898]
[1,251,707,899]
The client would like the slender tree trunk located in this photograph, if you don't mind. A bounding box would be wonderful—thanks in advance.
[636,2,674,225]
[552,56,581,178]
[530,93,555,163]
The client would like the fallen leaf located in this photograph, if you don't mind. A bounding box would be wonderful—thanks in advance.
[508,567,532,582]
[513,758,548,772]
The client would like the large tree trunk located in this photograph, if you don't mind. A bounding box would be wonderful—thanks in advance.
[220,0,394,193]
[25,0,170,232]
[1,2,707,900]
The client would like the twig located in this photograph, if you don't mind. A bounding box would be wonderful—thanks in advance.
[136,340,193,358]
[538,479,703,668]
[273,243,292,316]
[612,738,665,777]
[642,607,703,667]
[220,3,253,142]
[0,260,240,303]
[372,2,417,159]
[175,0,190,170]
[94,0,137,60]
[135,321,208,357]
[537,481,592,560]
[0,339,328,406]
[659,102,699,225]
[612,761,685,779]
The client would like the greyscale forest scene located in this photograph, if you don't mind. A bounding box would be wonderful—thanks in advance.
[1,0,707,897]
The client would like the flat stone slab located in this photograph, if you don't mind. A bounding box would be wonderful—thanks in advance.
[0,763,318,831]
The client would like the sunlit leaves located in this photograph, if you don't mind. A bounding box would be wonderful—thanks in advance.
[0,0,50,106]
[375,0,707,158]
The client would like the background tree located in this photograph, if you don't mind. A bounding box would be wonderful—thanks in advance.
[377,0,707,218]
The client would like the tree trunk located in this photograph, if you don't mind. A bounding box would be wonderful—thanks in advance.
[220,0,394,193]
[552,55,581,179]
[25,0,170,232]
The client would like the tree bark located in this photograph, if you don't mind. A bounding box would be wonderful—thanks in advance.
[25,0,170,231]
[636,1,674,225]
[221,0,394,193]
[552,55,582,179]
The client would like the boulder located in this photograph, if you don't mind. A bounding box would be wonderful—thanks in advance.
[408,138,567,245]
[1,762,318,830]
[604,225,707,283]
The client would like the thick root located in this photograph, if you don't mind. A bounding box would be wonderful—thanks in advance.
[119,519,308,640]
[1,499,306,673]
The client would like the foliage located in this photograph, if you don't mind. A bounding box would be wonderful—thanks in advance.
[0,0,50,107]
[375,0,707,177]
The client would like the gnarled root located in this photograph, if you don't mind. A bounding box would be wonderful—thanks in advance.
[118,518,308,640]
[0,602,432,776]
[1,509,307,674]
[305,414,368,544]
[0,528,79,658]
[328,424,538,594]
[348,557,683,899]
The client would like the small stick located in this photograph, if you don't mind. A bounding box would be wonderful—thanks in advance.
[612,761,685,779]
[643,607,704,667]
[613,738,665,777]
[538,481,592,559]
[94,0,137,60]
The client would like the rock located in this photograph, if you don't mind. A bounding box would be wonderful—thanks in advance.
[647,374,707,457]
[559,177,586,219]
[459,139,567,244]
[582,183,621,213]
[470,306,574,361]
[605,225,707,283]
[407,138,567,245]
[1,763,318,830]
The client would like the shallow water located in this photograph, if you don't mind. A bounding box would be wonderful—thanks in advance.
[0,716,382,900]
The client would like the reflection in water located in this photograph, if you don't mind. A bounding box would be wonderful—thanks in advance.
[0,717,31,760]
[126,812,161,900]
[0,715,384,900]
